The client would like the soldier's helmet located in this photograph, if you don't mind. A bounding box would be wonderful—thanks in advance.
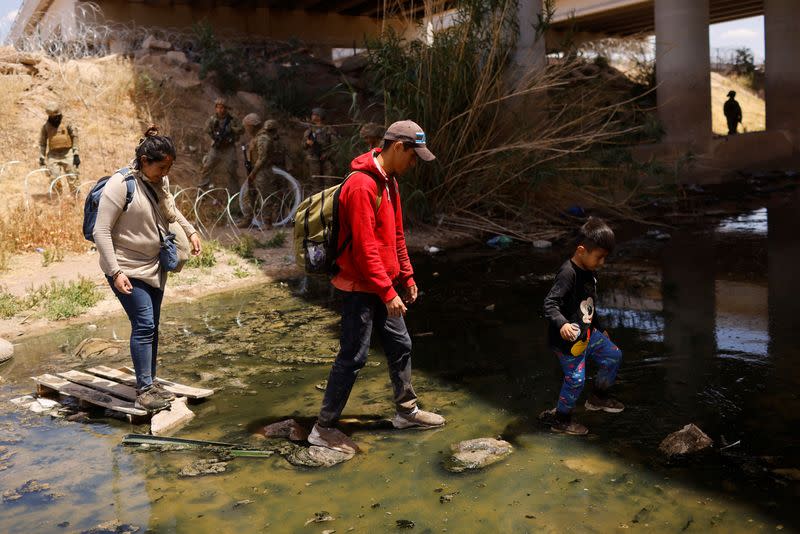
[311,107,326,119]
[264,119,280,131]
[45,102,61,116]
[360,122,385,139]
[214,97,228,107]
[243,113,263,127]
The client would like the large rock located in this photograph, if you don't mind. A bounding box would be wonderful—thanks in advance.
[262,419,309,442]
[286,445,354,468]
[165,51,188,66]
[141,36,172,51]
[444,438,513,473]
[178,458,227,477]
[659,424,713,457]
[81,520,140,534]
[73,338,122,360]
[9,395,61,416]
[338,53,368,73]
[150,397,195,436]
[0,338,13,363]
[2,480,55,502]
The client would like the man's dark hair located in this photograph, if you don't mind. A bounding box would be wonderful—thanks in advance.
[381,139,414,152]
[134,125,176,170]
[577,217,615,253]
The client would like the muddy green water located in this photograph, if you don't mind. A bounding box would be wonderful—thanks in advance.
[1,194,798,533]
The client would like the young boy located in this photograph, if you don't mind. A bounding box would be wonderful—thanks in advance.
[540,217,624,435]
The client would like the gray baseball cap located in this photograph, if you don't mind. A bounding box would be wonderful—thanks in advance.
[383,120,435,161]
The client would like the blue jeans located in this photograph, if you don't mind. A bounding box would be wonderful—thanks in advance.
[318,291,418,427]
[108,277,164,391]
[554,328,622,414]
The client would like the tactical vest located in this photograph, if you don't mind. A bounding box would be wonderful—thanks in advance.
[250,133,285,170]
[48,124,73,151]
[266,136,286,166]
[312,126,333,148]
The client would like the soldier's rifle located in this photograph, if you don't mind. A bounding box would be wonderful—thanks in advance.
[212,116,233,148]
[307,128,323,159]
[242,145,253,174]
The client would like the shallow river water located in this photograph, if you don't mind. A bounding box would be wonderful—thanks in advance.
[0,192,798,533]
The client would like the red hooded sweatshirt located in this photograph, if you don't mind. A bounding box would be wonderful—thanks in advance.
[331,150,415,302]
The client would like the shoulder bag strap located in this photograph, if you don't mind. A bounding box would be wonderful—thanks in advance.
[140,178,169,242]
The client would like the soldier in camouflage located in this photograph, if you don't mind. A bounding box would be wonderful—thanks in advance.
[240,114,290,229]
[39,102,80,194]
[302,107,337,192]
[359,122,385,151]
[198,97,244,195]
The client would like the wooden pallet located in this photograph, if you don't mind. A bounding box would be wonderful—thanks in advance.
[86,366,214,400]
[32,374,147,417]
[31,367,213,429]
[58,370,137,401]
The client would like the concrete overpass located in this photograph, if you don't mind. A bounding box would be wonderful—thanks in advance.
[550,0,763,36]
[6,0,440,49]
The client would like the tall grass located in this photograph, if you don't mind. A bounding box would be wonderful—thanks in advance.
[365,0,656,238]
[0,199,87,253]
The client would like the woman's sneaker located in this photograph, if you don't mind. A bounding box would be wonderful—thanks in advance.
[585,393,625,413]
[538,408,588,436]
[151,383,176,401]
[135,387,170,412]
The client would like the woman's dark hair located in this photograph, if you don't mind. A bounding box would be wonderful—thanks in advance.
[577,217,615,253]
[133,125,176,169]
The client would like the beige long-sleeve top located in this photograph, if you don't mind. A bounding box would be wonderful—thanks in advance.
[93,168,197,289]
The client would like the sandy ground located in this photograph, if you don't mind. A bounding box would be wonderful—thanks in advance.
[0,229,299,341]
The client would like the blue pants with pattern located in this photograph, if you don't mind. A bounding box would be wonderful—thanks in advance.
[554,328,622,414]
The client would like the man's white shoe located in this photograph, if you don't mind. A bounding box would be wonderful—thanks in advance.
[391,409,446,429]
[307,423,359,454]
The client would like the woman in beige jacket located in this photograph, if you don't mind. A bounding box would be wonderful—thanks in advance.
[93,127,201,411]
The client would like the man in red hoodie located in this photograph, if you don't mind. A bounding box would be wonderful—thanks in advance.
[308,120,446,453]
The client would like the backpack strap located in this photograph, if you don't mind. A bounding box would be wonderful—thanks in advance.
[117,167,136,212]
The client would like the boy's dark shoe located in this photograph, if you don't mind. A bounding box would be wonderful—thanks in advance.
[135,387,170,412]
[538,408,589,436]
[585,393,625,413]
[391,409,445,429]
[151,383,176,401]
[308,423,360,454]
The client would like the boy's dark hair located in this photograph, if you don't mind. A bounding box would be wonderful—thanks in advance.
[577,217,615,253]
[134,125,176,170]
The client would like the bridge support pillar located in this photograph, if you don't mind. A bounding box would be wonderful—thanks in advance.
[655,0,711,150]
[765,0,800,133]
[513,0,546,73]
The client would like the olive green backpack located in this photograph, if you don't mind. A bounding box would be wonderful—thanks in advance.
[294,170,383,275]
